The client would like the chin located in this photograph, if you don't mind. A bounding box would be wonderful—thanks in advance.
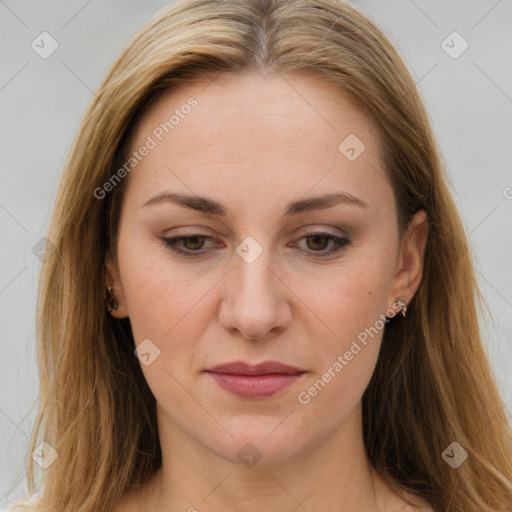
[202,418,315,467]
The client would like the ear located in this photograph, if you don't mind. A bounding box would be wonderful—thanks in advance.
[387,210,429,314]
[105,256,129,319]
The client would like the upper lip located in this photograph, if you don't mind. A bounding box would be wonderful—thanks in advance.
[205,360,305,375]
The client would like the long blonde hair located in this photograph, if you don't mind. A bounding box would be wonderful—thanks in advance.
[14,1,512,511]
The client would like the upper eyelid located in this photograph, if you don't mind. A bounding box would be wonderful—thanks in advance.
[162,230,350,251]
[163,225,349,238]
[162,234,349,264]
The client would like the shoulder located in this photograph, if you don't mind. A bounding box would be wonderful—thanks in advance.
[397,492,435,512]
[0,506,43,512]
[372,469,435,512]
[0,495,43,512]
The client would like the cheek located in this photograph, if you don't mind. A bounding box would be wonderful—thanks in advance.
[291,332,381,460]
[117,242,211,409]
[117,233,228,377]
[294,278,386,437]
[301,253,394,347]
[292,251,394,411]
[116,234,192,344]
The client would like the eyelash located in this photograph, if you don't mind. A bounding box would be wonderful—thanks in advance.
[160,229,351,259]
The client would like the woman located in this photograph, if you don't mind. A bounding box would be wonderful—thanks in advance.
[8,0,512,511]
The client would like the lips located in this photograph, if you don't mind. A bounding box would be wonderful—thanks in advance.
[207,360,305,375]
[204,360,305,398]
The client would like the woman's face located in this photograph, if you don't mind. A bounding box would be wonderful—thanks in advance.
[107,71,425,465]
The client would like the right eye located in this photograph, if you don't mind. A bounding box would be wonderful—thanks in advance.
[161,233,221,258]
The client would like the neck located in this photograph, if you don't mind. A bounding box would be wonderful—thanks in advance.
[143,402,390,512]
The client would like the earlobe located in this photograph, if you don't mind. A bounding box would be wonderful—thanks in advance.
[105,257,129,319]
[388,210,429,311]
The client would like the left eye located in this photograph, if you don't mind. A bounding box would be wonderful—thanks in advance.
[292,231,350,257]
[161,230,350,258]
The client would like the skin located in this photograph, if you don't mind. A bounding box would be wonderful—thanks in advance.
[107,71,430,512]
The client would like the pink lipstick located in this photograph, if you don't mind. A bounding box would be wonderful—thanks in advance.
[205,361,305,398]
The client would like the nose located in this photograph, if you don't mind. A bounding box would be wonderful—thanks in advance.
[219,251,292,341]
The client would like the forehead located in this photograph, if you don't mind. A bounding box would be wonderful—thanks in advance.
[123,71,392,217]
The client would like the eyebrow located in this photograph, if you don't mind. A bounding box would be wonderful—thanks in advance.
[142,191,369,216]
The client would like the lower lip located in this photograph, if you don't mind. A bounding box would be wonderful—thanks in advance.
[207,372,304,398]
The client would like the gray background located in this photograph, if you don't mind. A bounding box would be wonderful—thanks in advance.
[1,0,511,506]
